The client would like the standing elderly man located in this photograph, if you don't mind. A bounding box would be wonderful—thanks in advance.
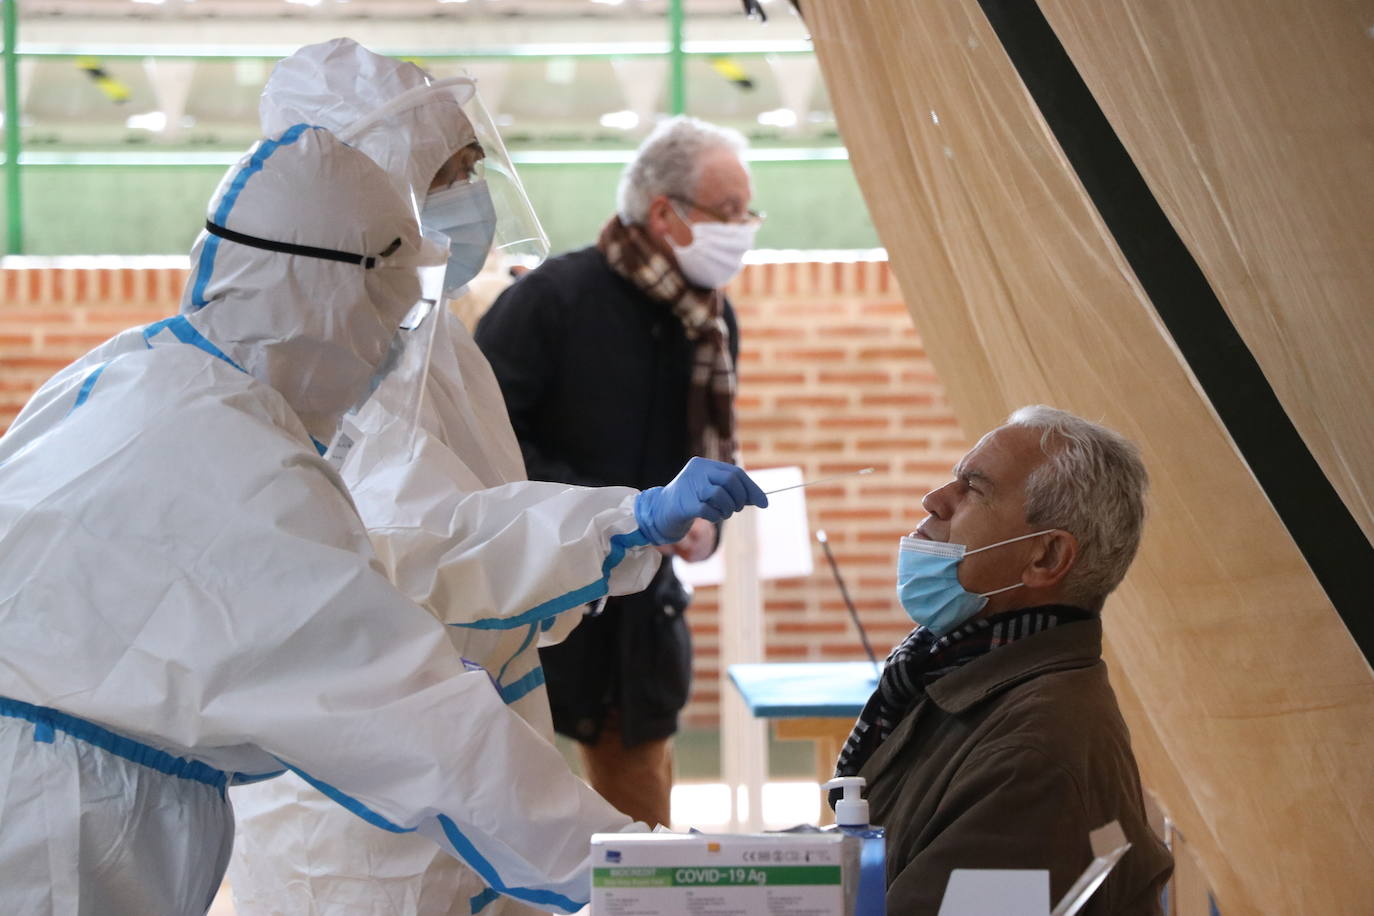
[475,116,760,828]
[838,406,1173,913]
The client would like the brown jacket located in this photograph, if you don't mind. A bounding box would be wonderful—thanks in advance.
[860,616,1172,914]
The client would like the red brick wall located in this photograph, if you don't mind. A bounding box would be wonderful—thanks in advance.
[0,263,189,432]
[0,257,968,726]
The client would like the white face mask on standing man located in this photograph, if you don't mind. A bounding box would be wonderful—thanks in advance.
[667,197,762,290]
[659,139,763,290]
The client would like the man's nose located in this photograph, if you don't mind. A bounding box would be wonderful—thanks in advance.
[922,481,955,519]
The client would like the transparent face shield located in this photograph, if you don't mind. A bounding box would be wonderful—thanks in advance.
[325,256,449,470]
[325,73,548,467]
[338,76,549,281]
[436,83,549,270]
[448,85,549,269]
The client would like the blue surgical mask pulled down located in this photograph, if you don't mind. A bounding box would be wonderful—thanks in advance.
[896,530,1056,638]
[421,179,498,295]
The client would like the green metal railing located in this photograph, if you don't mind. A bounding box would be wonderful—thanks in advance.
[4,0,22,253]
[11,147,847,168]
[669,0,686,115]
[10,39,812,61]
[1,0,817,255]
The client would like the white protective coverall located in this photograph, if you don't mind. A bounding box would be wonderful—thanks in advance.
[226,40,665,916]
[0,125,643,916]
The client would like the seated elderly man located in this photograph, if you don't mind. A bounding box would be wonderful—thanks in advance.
[836,405,1173,914]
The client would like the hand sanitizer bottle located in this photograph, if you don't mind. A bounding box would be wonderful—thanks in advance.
[824,777,886,916]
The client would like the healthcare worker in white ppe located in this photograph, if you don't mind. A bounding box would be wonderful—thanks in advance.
[0,120,766,915]
[225,38,752,916]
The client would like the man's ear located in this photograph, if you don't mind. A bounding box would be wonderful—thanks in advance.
[1024,530,1078,590]
[645,195,675,241]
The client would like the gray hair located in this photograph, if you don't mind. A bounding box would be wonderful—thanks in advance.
[616,116,748,225]
[1005,406,1149,609]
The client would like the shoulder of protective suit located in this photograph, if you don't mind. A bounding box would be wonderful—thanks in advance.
[49,340,308,454]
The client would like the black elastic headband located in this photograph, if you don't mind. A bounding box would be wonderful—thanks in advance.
[205,220,402,269]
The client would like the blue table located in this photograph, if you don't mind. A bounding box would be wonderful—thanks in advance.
[727,661,879,719]
[727,662,880,798]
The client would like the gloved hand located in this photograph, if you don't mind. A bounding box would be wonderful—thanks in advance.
[634,457,768,546]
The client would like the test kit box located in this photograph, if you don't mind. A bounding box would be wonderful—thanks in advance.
[590,832,846,916]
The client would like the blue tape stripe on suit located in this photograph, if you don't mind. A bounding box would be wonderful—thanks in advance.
[452,528,651,631]
[0,696,228,795]
[189,123,316,309]
[277,762,415,835]
[68,362,109,413]
[278,761,585,912]
[497,623,540,685]
[438,814,586,912]
[470,887,501,914]
[498,666,546,706]
[142,316,244,371]
[63,310,247,414]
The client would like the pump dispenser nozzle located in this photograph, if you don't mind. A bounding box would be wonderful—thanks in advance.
[823,776,870,828]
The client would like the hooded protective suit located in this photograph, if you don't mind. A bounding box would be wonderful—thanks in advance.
[0,125,642,916]
[226,40,666,916]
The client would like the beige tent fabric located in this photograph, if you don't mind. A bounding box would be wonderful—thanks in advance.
[1038,0,1374,545]
[806,2,1374,913]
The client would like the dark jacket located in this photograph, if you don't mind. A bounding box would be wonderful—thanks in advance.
[474,245,739,747]
[862,617,1173,915]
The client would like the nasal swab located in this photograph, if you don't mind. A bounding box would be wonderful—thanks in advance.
[763,467,874,496]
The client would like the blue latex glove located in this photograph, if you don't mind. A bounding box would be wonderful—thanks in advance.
[634,457,769,546]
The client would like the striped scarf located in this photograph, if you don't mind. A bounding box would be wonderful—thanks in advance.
[833,605,1094,787]
[597,215,737,463]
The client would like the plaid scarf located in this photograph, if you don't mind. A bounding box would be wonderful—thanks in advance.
[833,605,1094,788]
[597,215,737,463]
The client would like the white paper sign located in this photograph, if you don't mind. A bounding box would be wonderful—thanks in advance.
[936,820,1131,916]
[937,869,1050,916]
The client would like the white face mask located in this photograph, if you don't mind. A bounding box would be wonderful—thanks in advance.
[668,204,758,290]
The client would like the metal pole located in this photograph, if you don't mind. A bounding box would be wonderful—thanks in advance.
[3,0,21,254]
[720,506,767,832]
[668,0,685,114]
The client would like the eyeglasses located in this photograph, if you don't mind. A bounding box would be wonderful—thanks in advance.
[670,195,766,228]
